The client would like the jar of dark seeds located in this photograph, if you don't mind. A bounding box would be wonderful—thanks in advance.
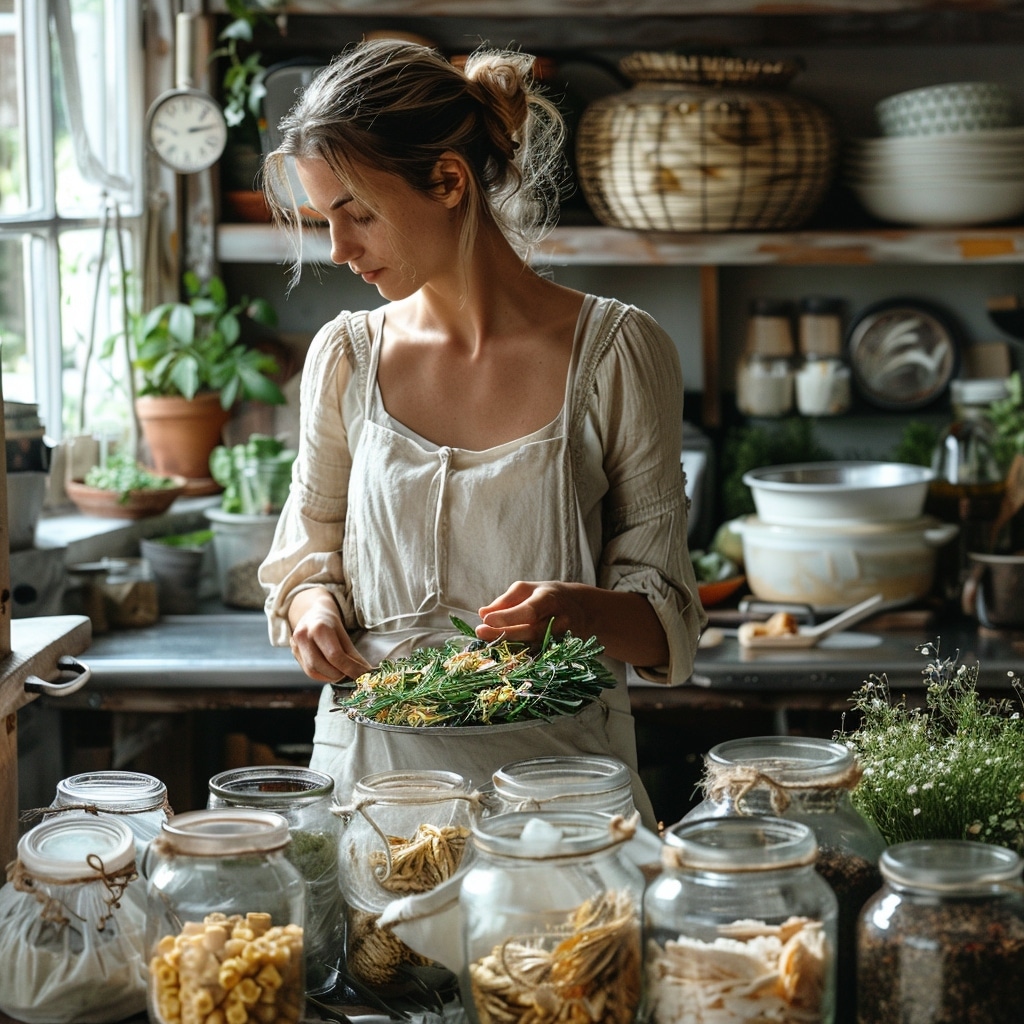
[858,839,1024,1024]
[681,735,885,1024]
[207,766,342,996]
[646,816,838,1024]
[461,810,645,1024]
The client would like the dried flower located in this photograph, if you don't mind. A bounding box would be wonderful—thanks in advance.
[837,641,1024,853]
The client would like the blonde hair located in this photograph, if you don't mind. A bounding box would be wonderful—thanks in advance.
[263,38,568,287]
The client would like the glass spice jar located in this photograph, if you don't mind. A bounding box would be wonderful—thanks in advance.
[460,810,645,1024]
[645,816,838,1024]
[334,768,478,1000]
[736,298,796,418]
[207,766,343,996]
[487,754,636,817]
[681,735,885,1024]
[144,809,306,1024]
[795,296,851,417]
[0,812,148,1024]
[50,769,169,863]
[858,839,1024,1024]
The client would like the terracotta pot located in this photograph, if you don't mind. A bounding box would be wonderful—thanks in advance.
[65,477,186,519]
[135,393,231,490]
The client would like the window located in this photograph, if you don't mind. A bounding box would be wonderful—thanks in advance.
[0,0,143,444]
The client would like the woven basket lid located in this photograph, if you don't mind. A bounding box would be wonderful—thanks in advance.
[619,52,804,88]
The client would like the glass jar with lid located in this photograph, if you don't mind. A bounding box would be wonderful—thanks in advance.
[50,769,169,863]
[145,809,306,1024]
[682,735,885,1024]
[335,768,478,998]
[487,754,635,817]
[795,295,851,416]
[858,839,1024,1024]
[736,298,796,418]
[461,810,644,1024]
[0,812,148,1023]
[645,816,838,1024]
[207,766,342,995]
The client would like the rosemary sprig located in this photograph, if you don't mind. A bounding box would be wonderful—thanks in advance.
[333,617,616,727]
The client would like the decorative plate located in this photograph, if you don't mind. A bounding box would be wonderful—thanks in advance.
[847,298,961,410]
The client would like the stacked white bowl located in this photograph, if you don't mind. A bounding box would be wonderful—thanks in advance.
[846,81,1024,227]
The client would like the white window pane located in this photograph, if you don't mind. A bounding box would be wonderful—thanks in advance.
[0,233,33,403]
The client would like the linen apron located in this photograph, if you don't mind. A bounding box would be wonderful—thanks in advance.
[309,298,656,827]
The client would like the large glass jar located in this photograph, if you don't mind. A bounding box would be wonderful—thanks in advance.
[461,810,644,1024]
[50,770,169,863]
[335,768,477,999]
[858,839,1024,1024]
[207,766,342,995]
[488,754,635,817]
[144,809,306,1024]
[682,735,885,1024]
[646,816,838,1024]
[0,812,148,1023]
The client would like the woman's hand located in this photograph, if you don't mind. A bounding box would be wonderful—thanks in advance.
[477,580,669,668]
[287,588,373,682]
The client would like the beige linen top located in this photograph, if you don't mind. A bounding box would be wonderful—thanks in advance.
[260,295,705,683]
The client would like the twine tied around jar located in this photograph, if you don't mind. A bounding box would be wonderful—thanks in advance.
[19,791,174,825]
[5,852,138,930]
[702,758,863,816]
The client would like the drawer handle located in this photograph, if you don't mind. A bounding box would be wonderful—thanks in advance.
[24,655,92,697]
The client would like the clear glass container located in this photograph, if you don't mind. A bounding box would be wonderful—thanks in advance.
[645,816,838,1024]
[0,812,148,1023]
[207,766,342,995]
[858,840,1024,1024]
[335,768,476,998]
[461,810,644,1024]
[682,735,885,1024]
[928,377,1009,601]
[795,296,851,417]
[51,770,169,861]
[737,298,795,418]
[487,754,635,817]
[144,809,306,1024]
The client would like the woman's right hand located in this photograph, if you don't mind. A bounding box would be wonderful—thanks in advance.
[287,588,373,682]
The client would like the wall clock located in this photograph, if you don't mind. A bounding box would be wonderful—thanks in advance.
[146,88,228,174]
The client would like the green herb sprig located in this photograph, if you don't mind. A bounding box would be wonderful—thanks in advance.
[333,616,616,727]
[838,641,1024,853]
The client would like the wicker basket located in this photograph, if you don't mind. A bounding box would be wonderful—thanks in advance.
[575,52,838,232]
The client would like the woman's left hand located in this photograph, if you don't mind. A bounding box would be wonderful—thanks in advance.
[476,581,588,644]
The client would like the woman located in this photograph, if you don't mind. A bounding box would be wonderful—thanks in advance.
[259,38,706,827]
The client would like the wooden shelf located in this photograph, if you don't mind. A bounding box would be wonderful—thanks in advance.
[218,221,1024,268]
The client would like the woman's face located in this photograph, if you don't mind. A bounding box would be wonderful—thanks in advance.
[295,156,460,300]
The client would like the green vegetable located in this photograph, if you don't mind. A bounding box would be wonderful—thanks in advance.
[891,419,940,468]
[334,615,616,727]
[84,451,177,503]
[709,519,745,567]
[985,371,1024,472]
[691,549,739,583]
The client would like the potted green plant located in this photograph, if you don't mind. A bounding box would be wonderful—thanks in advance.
[127,271,285,490]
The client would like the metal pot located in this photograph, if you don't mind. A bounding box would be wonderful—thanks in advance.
[738,514,957,611]
[743,461,933,526]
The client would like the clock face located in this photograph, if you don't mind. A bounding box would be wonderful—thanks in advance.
[148,91,228,173]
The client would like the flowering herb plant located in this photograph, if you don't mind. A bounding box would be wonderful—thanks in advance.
[838,642,1024,854]
[333,616,616,727]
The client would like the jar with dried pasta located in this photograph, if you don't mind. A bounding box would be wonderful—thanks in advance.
[207,766,342,995]
[460,810,645,1024]
[644,816,838,1024]
[334,768,478,1001]
[144,808,306,1024]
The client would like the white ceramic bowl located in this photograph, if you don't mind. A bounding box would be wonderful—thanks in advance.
[742,461,934,526]
[876,81,1017,137]
[852,177,1024,226]
[738,514,958,612]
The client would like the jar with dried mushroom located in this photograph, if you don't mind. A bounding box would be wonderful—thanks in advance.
[644,816,838,1024]
[334,768,477,999]
[858,839,1024,1024]
[460,810,645,1024]
[681,735,884,1024]
[207,766,342,996]
[144,809,306,1024]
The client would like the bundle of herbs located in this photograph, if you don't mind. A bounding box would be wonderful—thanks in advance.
[334,617,616,727]
[838,642,1024,854]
